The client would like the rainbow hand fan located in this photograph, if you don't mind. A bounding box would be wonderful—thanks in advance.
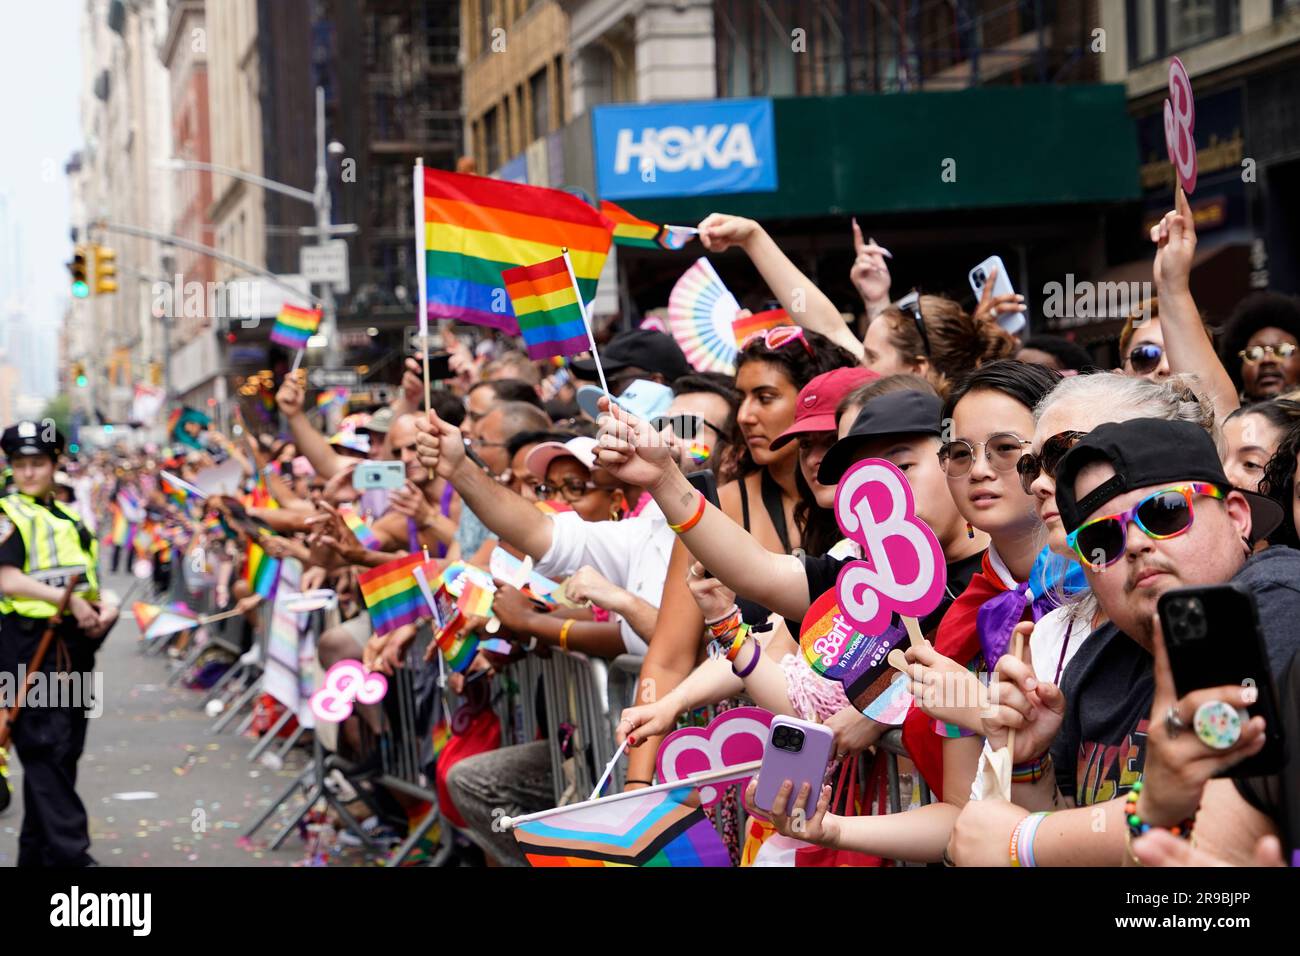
[667,258,741,374]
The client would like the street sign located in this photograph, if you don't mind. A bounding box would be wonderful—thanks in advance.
[308,368,361,389]
[300,240,350,291]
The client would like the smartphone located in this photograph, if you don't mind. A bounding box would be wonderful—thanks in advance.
[686,469,720,510]
[351,460,407,491]
[1157,584,1285,777]
[753,716,835,818]
[969,255,1026,335]
[424,352,454,380]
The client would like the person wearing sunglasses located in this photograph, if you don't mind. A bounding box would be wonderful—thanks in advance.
[649,372,739,477]
[1220,292,1300,402]
[947,418,1296,867]
[1117,310,1170,383]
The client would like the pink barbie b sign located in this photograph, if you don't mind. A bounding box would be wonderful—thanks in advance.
[834,459,947,636]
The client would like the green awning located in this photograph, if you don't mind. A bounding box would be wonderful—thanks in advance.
[621,85,1139,223]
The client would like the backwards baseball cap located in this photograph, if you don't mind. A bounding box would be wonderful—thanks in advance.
[818,390,943,485]
[525,436,599,480]
[1055,418,1283,540]
[772,367,878,451]
[570,329,692,383]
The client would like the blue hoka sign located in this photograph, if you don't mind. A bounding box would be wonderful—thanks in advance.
[592,98,777,200]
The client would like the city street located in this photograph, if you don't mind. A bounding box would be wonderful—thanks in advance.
[0,571,309,868]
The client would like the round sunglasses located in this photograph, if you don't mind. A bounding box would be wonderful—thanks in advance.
[1066,482,1224,570]
[1238,342,1298,363]
[1016,430,1085,494]
[1126,343,1164,375]
[938,432,1031,477]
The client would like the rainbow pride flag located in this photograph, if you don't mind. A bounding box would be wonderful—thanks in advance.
[440,631,479,673]
[419,167,613,331]
[456,580,495,620]
[340,507,380,550]
[500,254,590,361]
[160,471,206,511]
[732,307,788,346]
[357,553,427,636]
[108,507,130,546]
[270,304,322,350]
[513,784,730,867]
[600,200,660,250]
[245,543,281,600]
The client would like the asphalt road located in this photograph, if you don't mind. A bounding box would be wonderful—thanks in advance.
[0,570,321,867]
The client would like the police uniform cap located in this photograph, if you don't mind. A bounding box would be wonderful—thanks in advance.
[0,421,66,460]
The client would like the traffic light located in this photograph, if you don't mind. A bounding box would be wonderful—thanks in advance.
[69,246,89,298]
[72,362,88,388]
[93,244,117,294]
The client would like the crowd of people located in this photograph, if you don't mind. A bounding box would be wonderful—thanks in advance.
[14,186,1300,869]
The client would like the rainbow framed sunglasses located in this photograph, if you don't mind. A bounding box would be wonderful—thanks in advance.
[739,325,814,357]
[1066,482,1225,570]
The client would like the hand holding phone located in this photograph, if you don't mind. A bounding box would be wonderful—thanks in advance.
[352,460,407,491]
[969,255,1026,335]
[753,716,835,819]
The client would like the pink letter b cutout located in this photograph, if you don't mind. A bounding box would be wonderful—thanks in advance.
[834,458,947,636]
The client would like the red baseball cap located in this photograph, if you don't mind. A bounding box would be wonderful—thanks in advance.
[771,367,878,450]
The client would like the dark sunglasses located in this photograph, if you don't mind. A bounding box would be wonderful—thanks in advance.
[1016,430,1085,494]
[897,290,931,356]
[651,414,729,443]
[1126,343,1164,375]
[1066,482,1224,570]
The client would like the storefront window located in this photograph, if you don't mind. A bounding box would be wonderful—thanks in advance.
[1127,0,1239,67]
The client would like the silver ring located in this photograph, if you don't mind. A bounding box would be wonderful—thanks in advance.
[689,565,703,578]
[1193,700,1243,751]
[836,751,848,761]
[1165,705,1187,738]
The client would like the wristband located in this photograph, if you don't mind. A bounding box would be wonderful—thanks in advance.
[1124,779,1194,840]
[706,605,741,631]
[724,623,751,663]
[1017,812,1050,868]
[625,779,653,787]
[1011,752,1053,784]
[559,618,574,652]
[1009,816,1029,867]
[732,635,761,678]
[668,492,706,534]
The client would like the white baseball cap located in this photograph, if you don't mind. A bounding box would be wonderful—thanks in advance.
[525,436,599,480]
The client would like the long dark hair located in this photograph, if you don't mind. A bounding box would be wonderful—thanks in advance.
[1260,413,1300,548]
[729,329,856,557]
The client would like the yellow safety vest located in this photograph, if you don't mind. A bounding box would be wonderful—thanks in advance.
[0,492,100,618]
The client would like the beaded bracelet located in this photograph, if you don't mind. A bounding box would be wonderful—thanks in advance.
[1011,752,1053,784]
[1124,780,1194,840]
[669,492,706,534]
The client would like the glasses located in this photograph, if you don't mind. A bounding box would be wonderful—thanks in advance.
[1016,430,1085,494]
[938,433,1032,477]
[1238,343,1298,363]
[536,478,603,502]
[1066,482,1225,570]
[897,290,932,356]
[1126,343,1164,374]
[740,325,814,358]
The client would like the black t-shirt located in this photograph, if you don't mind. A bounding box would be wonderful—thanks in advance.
[1052,547,1300,807]
[1234,649,1299,862]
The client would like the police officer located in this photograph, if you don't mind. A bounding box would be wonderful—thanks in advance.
[0,421,116,866]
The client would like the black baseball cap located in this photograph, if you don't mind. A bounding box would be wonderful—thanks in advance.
[818,390,944,485]
[0,421,66,460]
[570,329,692,383]
[1055,418,1283,540]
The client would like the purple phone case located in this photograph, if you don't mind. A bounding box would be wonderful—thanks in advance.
[754,717,835,818]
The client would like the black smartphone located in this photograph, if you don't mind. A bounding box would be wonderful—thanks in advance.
[417,351,454,380]
[1156,584,1285,777]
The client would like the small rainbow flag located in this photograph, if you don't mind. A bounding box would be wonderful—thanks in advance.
[440,630,480,673]
[316,387,348,411]
[133,602,162,632]
[456,580,495,620]
[340,507,380,550]
[500,254,591,361]
[357,553,427,636]
[419,167,613,331]
[732,308,789,346]
[160,471,206,511]
[270,304,322,350]
[657,225,699,251]
[512,784,730,867]
[108,507,129,546]
[600,200,661,250]
[245,543,282,600]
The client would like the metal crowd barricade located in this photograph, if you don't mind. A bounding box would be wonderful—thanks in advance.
[533,648,617,807]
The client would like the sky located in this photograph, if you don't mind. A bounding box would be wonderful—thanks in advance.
[0,0,82,398]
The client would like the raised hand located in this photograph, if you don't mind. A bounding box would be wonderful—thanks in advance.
[400,356,424,410]
[1151,187,1197,294]
[971,265,1026,330]
[697,212,760,253]
[849,219,892,308]
[414,408,468,479]
[594,395,675,490]
[276,370,306,418]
